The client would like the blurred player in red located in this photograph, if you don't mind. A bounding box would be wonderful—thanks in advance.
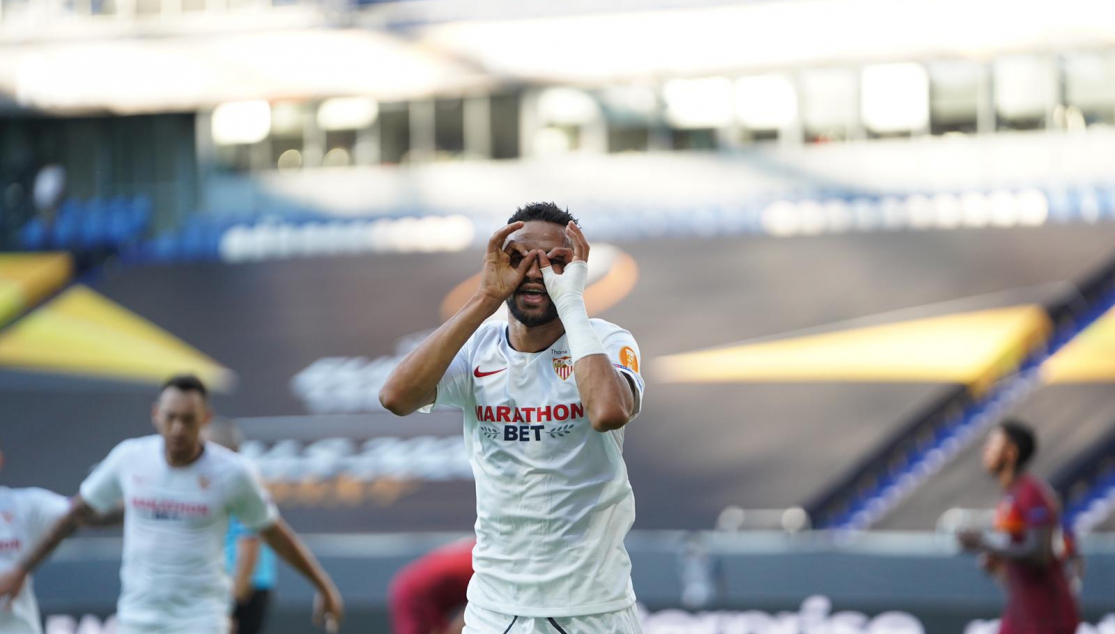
[389,539,475,634]
[959,420,1080,634]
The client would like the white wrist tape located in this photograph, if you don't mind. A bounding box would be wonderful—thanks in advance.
[541,261,606,363]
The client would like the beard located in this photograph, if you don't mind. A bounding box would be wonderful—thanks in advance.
[506,293,560,327]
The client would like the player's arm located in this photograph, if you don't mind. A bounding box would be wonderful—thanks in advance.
[959,525,1054,566]
[233,534,261,604]
[258,520,343,632]
[537,222,637,432]
[380,222,536,416]
[0,496,101,604]
[83,504,125,527]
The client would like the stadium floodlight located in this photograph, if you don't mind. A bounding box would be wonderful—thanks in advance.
[861,63,930,133]
[735,74,797,130]
[663,77,733,129]
[317,96,379,131]
[211,100,271,146]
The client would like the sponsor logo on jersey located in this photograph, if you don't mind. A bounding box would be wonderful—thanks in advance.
[0,538,22,553]
[475,402,584,424]
[475,402,584,442]
[619,346,639,373]
[1,510,12,524]
[552,355,573,381]
[129,497,211,521]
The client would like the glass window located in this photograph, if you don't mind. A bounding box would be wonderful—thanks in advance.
[994,56,1057,131]
[1064,52,1115,127]
[800,69,856,143]
[929,61,981,135]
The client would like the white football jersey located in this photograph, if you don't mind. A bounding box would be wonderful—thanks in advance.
[79,435,278,631]
[425,318,645,618]
[0,487,70,634]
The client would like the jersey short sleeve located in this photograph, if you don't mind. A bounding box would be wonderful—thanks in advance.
[601,324,646,419]
[22,488,71,541]
[1017,480,1056,529]
[420,337,475,413]
[226,462,279,532]
[79,440,132,514]
[996,479,1056,538]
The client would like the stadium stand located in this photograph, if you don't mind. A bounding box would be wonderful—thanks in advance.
[811,252,1115,529]
[876,383,1115,531]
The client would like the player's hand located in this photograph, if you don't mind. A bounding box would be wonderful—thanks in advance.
[233,580,252,604]
[478,222,536,306]
[957,529,984,552]
[0,568,27,611]
[313,585,344,633]
[537,221,590,315]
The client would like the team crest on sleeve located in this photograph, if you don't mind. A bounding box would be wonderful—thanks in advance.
[618,346,639,373]
[552,355,573,381]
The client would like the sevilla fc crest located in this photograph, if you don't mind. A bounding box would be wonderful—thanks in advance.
[552,356,573,381]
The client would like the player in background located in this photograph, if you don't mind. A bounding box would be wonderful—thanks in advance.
[389,538,474,634]
[207,418,277,634]
[380,203,646,633]
[0,375,344,634]
[0,438,121,634]
[959,420,1080,634]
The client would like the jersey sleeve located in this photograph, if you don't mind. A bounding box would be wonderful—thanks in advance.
[1017,481,1056,529]
[79,440,131,514]
[23,488,71,542]
[418,337,474,413]
[227,461,279,532]
[601,324,646,419]
[996,481,1056,539]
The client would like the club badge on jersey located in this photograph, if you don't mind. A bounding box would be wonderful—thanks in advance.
[552,355,573,381]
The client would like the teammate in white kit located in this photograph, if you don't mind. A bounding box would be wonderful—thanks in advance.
[0,439,122,634]
[380,203,645,633]
[0,375,344,634]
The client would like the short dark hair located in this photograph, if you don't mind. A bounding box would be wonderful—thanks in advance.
[999,419,1036,470]
[507,202,578,227]
[161,374,208,401]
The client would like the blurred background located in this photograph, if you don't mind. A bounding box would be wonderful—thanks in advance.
[3,0,1115,632]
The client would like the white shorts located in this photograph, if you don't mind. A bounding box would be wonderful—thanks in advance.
[464,603,643,634]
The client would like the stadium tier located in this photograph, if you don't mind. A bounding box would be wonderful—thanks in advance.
[4,225,1115,534]
[876,383,1115,531]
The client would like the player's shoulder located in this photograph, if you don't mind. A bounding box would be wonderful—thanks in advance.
[471,321,507,347]
[7,486,66,509]
[113,434,160,457]
[204,441,253,473]
[589,317,634,339]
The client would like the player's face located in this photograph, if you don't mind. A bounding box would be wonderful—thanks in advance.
[152,387,212,462]
[982,428,1009,474]
[503,221,573,327]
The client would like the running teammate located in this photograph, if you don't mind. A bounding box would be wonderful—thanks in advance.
[380,203,645,633]
[0,375,343,634]
[958,420,1079,634]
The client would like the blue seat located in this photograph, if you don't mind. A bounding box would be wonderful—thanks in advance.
[50,214,80,249]
[18,218,48,250]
